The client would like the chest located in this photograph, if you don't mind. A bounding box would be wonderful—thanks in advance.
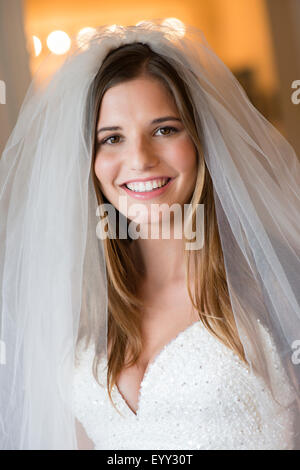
[114,282,199,415]
[74,330,292,450]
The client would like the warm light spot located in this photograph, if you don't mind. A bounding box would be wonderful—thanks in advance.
[136,20,153,27]
[161,18,186,38]
[32,35,42,56]
[46,31,71,55]
[105,24,126,38]
[107,24,118,33]
[76,27,97,50]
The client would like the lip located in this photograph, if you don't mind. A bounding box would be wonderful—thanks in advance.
[120,177,175,200]
[121,176,172,185]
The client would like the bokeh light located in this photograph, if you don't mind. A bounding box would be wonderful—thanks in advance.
[76,27,97,50]
[46,30,71,55]
[32,35,42,56]
[161,17,186,38]
[107,24,119,33]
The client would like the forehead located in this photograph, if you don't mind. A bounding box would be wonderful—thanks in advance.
[97,77,178,121]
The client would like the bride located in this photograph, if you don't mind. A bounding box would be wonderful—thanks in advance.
[0,20,299,450]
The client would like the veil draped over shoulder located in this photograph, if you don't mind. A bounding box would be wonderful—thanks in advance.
[0,20,299,449]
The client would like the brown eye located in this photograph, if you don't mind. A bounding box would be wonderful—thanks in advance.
[155,126,178,136]
[101,135,121,145]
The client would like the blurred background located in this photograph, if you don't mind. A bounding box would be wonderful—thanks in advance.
[0,0,299,156]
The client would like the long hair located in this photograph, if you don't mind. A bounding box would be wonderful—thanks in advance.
[80,42,249,414]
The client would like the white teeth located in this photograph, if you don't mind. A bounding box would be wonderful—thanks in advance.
[125,178,169,192]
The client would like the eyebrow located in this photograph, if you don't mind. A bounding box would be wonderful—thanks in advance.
[97,116,182,134]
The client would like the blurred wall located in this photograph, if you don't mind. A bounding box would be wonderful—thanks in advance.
[266,0,300,157]
[1,0,299,156]
[0,0,31,154]
[24,0,278,93]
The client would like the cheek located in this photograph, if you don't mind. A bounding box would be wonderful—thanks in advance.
[94,154,118,186]
[167,138,197,173]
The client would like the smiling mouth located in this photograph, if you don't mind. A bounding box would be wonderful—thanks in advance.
[122,177,172,193]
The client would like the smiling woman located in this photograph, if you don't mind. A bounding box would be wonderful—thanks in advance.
[0,21,299,450]
[73,32,299,449]
[94,75,197,216]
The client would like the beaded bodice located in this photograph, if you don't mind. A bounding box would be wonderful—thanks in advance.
[73,321,296,450]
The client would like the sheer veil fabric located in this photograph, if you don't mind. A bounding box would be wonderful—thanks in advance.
[0,19,299,449]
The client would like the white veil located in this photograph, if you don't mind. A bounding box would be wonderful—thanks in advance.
[0,20,299,449]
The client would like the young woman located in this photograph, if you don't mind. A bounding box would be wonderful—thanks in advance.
[0,21,299,450]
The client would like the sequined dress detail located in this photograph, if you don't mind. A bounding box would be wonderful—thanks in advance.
[73,321,296,450]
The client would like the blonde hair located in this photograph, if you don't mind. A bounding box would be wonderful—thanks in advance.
[78,42,250,414]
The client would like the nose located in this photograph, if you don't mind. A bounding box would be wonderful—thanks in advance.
[126,137,158,172]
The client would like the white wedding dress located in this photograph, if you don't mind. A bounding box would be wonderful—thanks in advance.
[73,320,296,450]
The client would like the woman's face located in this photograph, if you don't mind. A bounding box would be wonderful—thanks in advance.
[94,76,198,227]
